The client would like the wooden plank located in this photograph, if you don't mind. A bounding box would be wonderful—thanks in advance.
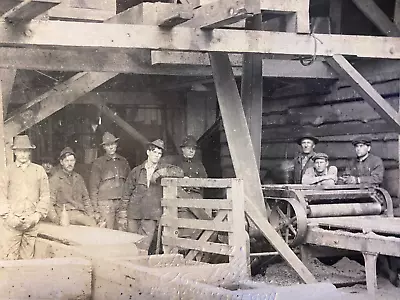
[210,52,267,216]
[260,0,301,13]
[163,236,232,255]
[329,0,342,34]
[0,83,5,170]
[181,0,259,29]
[4,72,117,139]
[93,102,149,146]
[395,0,400,29]
[3,21,400,59]
[158,11,193,27]
[2,0,60,22]
[351,0,400,37]
[326,55,400,133]
[0,68,16,116]
[162,183,179,254]
[161,177,233,188]
[161,216,232,232]
[0,257,91,300]
[241,14,263,169]
[185,210,227,260]
[48,6,115,22]
[305,227,400,257]
[161,198,232,210]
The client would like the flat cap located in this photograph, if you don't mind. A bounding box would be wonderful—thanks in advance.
[148,139,165,150]
[352,136,372,146]
[180,135,197,148]
[59,147,75,160]
[312,152,329,161]
[296,132,319,145]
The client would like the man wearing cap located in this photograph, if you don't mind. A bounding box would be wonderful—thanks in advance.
[47,147,96,226]
[122,139,184,254]
[0,135,50,260]
[292,133,319,183]
[302,153,337,186]
[40,156,55,178]
[340,136,384,185]
[89,132,130,230]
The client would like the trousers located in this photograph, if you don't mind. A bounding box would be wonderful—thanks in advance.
[127,219,157,253]
[0,222,39,260]
[98,199,126,230]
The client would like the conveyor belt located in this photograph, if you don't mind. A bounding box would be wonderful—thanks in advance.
[307,216,400,236]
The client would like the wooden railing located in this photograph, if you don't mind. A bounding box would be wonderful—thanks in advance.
[160,178,247,268]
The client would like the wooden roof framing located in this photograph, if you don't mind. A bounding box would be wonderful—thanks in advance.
[1,0,400,285]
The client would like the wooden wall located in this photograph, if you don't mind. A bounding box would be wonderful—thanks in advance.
[220,73,400,205]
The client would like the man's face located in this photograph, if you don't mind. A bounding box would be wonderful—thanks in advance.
[42,162,53,174]
[354,143,370,158]
[147,147,163,164]
[314,158,328,174]
[182,146,196,159]
[103,142,117,156]
[301,139,315,154]
[14,149,31,164]
[60,154,76,173]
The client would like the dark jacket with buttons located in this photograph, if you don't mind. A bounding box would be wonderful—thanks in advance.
[344,154,384,185]
[292,153,315,184]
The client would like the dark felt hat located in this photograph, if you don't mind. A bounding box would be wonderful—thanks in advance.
[148,139,165,150]
[296,133,319,145]
[180,135,197,148]
[312,152,329,161]
[352,136,372,146]
[59,147,75,160]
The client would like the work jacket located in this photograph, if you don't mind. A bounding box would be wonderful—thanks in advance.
[344,154,384,185]
[122,161,183,220]
[292,153,315,184]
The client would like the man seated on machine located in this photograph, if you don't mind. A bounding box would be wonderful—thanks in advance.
[302,152,337,186]
[339,136,384,185]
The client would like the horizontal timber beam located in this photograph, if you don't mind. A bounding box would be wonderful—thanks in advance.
[2,0,61,22]
[1,21,400,59]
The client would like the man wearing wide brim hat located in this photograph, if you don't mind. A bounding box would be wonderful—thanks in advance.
[339,135,384,185]
[89,132,130,230]
[292,132,319,184]
[302,152,337,186]
[122,139,184,254]
[0,135,50,260]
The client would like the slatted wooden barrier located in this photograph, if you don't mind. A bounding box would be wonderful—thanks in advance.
[160,178,248,270]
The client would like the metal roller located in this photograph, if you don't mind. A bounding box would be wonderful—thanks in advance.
[308,202,382,218]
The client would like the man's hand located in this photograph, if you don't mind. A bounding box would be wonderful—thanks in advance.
[21,212,41,230]
[5,214,23,229]
[342,175,357,184]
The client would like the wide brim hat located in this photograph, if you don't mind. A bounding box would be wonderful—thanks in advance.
[296,133,319,145]
[101,132,120,145]
[352,136,372,146]
[148,139,165,150]
[180,135,198,148]
[12,135,36,150]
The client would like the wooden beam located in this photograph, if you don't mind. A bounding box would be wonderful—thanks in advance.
[4,72,118,139]
[0,82,6,170]
[2,21,400,59]
[241,15,263,169]
[352,0,400,37]
[395,0,400,29]
[329,0,342,34]
[48,6,115,22]
[2,0,60,23]
[156,5,193,27]
[0,68,16,116]
[326,55,400,133]
[181,0,259,29]
[93,102,149,146]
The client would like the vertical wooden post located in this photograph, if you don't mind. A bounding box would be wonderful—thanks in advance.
[162,183,179,254]
[227,179,248,277]
[395,0,400,29]
[329,0,342,34]
[0,83,7,171]
[0,69,16,118]
[241,14,263,170]
[362,252,378,294]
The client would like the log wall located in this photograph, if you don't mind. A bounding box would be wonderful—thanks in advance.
[220,74,400,205]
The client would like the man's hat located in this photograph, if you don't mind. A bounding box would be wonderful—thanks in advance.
[101,132,119,145]
[59,147,75,160]
[148,139,165,150]
[12,135,36,150]
[352,136,372,146]
[312,152,329,161]
[296,132,319,145]
[180,135,197,148]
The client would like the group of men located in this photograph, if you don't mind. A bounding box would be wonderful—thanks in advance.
[293,133,384,186]
[0,132,207,259]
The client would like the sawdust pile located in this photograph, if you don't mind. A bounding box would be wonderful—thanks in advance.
[259,257,365,286]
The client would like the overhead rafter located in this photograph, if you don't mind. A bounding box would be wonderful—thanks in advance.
[351,0,400,37]
[1,0,60,23]
[2,21,400,59]
[327,54,400,133]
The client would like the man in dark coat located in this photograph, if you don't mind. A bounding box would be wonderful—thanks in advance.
[340,136,384,185]
[292,133,319,183]
[122,139,183,254]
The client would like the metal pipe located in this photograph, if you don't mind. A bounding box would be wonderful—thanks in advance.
[308,202,382,218]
